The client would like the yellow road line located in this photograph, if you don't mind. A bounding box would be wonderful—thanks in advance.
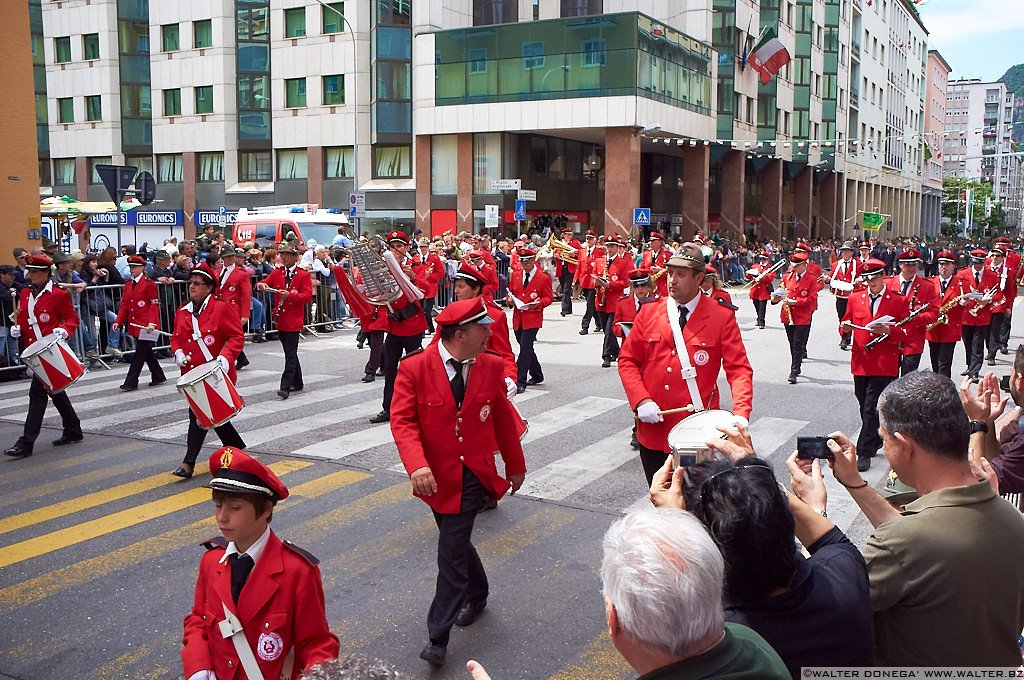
[548,631,633,680]
[92,646,151,680]
[0,455,160,513]
[0,463,212,536]
[0,468,368,608]
[0,460,311,569]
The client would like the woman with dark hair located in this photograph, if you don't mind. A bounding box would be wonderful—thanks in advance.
[82,253,123,356]
[650,447,874,678]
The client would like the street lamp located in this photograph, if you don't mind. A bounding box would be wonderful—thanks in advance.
[312,0,360,235]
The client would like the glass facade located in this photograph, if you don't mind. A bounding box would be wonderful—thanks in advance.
[434,12,712,114]
[117,0,152,151]
[29,0,48,156]
[371,0,412,144]
[236,0,272,147]
[712,0,736,139]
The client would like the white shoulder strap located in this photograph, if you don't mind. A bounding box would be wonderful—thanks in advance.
[190,298,215,362]
[219,603,267,680]
[665,297,705,412]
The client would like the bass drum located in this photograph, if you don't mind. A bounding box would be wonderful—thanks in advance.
[666,409,741,467]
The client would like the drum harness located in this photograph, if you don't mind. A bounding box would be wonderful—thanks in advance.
[665,296,706,413]
[26,281,54,340]
[218,601,294,680]
[189,296,215,364]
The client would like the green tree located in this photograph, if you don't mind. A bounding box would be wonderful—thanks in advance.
[1000,64,1024,97]
[942,177,1004,238]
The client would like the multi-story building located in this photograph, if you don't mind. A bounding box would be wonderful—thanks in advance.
[922,49,949,236]
[33,0,929,247]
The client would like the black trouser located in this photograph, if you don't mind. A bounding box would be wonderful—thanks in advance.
[962,324,988,378]
[639,445,670,487]
[929,341,956,377]
[428,466,489,646]
[22,376,81,448]
[836,298,852,345]
[785,324,810,376]
[183,408,245,467]
[899,353,922,376]
[752,299,767,327]
[514,327,542,387]
[382,332,424,413]
[559,270,574,315]
[602,312,619,361]
[122,338,165,388]
[987,312,1006,360]
[854,374,896,459]
[278,330,303,391]
[1000,310,1013,350]
[363,329,385,376]
[581,288,597,331]
[420,298,436,334]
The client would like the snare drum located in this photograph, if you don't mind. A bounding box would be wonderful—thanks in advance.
[830,279,855,292]
[666,409,741,467]
[20,333,86,394]
[176,361,244,429]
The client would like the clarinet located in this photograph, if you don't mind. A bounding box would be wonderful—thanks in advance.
[272,270,293,323]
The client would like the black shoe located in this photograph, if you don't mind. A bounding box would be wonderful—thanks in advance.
[788,374,797,384]
[236,356,250,369]
[802,351,808,359]
[150,376,167,386]
[253,334,268,344]
[629,436,640,450]
[478,496,498,513]
[516,385,527,395]
[119,384,137,392]
[376,368,385,377]
[369,410,390,424]
[4,442,32,458]
[172,465,193,479]
[52,433,83,446]
[361,373,375,383]
[857,456,872,472]
[526,377,544,385]
[456,599,487,627]
[356,342,365,349]
[419,643,447,666]
[289,385,303,392]
[961,370,971,377]
[579,329,588,335]
[1001,346,1010,355]
[601,359,611,368]
[276,389,290,399]
[560,311,567,317]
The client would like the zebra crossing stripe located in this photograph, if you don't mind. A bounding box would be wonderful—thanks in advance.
[517,427,637,501]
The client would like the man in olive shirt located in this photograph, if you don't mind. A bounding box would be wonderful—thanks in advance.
[826,371,1024,666]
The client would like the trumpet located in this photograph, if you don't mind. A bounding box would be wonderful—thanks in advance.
[926,294,965,331]
[547,234,578,266]
[968,286,999,317]
[650,267,668,284]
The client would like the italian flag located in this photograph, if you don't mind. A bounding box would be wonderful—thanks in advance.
[749,28,791,85]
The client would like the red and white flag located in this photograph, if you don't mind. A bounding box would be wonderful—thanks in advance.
[748,28,791,85]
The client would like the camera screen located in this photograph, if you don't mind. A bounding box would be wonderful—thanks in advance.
[797,436,832,460]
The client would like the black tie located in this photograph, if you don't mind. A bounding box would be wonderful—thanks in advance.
[976,271,981,286]
[870,293,881,316]
[524,271,531,288]
[230,553,254,604]
[941,279,949,295]
[678,305,689,331]
[448,358,465,408]
[285,269,294,288]
[901,280,910,296]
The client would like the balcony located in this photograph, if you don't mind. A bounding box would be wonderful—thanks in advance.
[432,12,714,115]
[850,87,860,108]
[851,41,860,60]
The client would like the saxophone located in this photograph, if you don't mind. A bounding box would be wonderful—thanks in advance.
[926,293,965,331]
[595,256,609,307]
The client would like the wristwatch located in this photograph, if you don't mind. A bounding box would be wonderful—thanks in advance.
[969,420,989,434]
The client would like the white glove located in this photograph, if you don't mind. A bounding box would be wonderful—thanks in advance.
[637,401,664,424]
[174,349,189,367]
[505,377,517,400]
[53,327,69,340]
[10,325,20,339]
[216,355,230,373]
[187,671,217,680]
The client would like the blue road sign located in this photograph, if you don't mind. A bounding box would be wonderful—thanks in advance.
[633,208,651,226]
[219,205,227,216]
[514,200,527,221]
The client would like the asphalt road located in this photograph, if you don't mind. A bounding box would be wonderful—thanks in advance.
[0,287,1020,679]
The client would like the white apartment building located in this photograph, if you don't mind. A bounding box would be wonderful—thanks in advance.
[922,49,949,236]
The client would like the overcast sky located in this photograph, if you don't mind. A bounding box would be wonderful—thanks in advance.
[919,0,1024,82]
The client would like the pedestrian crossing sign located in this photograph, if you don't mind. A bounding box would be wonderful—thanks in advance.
[633,208,651,226]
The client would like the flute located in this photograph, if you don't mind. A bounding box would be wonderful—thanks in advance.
[130,323,172,337]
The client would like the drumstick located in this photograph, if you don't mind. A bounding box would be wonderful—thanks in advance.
[129,323,173,337]
[658,405,697,416]
[264,287,287,294]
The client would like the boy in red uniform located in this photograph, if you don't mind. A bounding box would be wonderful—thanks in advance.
[256,243,313,399]
[182,446,339,680]
[112,255,166,390]
[745,251,776,329]
[772,253,818,384]
[507,249,553,394]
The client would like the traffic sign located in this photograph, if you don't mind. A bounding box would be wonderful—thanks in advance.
[95,164,138,204]
[349,191,366,218]
[633,208,651,226]
[135,171,156,205]
[517,189,537,201]
[218,205,227,228]
[514,200,527,221]
[485,204,499,229]
[490,179,522,191]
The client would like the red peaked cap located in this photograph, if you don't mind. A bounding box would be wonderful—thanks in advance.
[208,447,289,503]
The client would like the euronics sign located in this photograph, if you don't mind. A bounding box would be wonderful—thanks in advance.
[88,210,184,226]
[196,210,240,227]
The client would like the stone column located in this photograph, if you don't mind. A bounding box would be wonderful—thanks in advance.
[307,146,324,207]
[759,159,783,242]
[183,151,197,239]
[793,167,813,239]
[456,133,474,232]
[819,172,838,240]
[681,144,709,238]
[720,150,745,239]
[603,127,641,239]
[415,135,432,236]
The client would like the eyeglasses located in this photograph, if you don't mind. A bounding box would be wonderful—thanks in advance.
[697,463,777,513]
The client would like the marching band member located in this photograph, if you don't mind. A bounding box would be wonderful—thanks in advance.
[256,242,313,400]
[884,248,938,375]
[3,254,83,459]
[826,242,861,350]
[994,239,1020,355]
[926,250,964,377]
[337,264,388,384]
[215,246,252,370]
[618,243,753,486]
[985,246,1012,365]
[613,268,659,450]
[556,226,581,317]
[112,255,167,391]
[574,231,603,335]
[793,242,823,359]
[640,232,672,298]
[507,249,553,394]
[858,242,872,267]
[840,258,910,472]
[418,238,445,334]
[772,252,817,384]
[468,248,499,300]
[700,265,735,307]
[745,251,776,329]
[956,249,1001,382]
[170,264,246,479]
[595,236,632,368]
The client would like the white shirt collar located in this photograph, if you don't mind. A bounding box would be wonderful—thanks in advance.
[219,525,271,565]
[438,340,475,381]
[132,273,144,284]
[222,264,234,276]
[677,292,702,317]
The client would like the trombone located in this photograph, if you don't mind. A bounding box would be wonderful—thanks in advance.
[742,258,787,289]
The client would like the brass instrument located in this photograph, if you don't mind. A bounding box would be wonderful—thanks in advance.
[742,258,787,289]
[346,233,404,306]
[650,267,668,284]
[968,286,1000,317]
[865,303,932,351]
[547,234,579,266]
[926,293,965,331]
[595,256,609,307]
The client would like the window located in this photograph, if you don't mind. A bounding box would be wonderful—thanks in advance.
[324,147,353,178]
[54,159,75,184]
[239,75,270,109]
[322,2,344,33]
[581,38,606,67]
[194,86,213,114]
[120,84,152,116]
[193,19,212,48]
[284,8,306,38]
[285,78,306,107]
[83,33,100,60]
[89,157,112,184]
[323,75,344,105]
[522,42,544,70]
[561,0,602,16]
[277,149,308,179]
[197,152,224,182]
[240,151,272,181]
[57,97,74,123]
[474,0,517,25]
[163,88,181,116]
[432,134,457,195]
[473,133,501,193]
[85,95,102,121]
[376,62,411,99]
[38,159,51,186]
[31,34,44,65]
[162,23,180,52]
[126,155,154,176]
[373,145,411,178]
[157,154,183,182]
[468,48,487,75]
[54,37,71,63]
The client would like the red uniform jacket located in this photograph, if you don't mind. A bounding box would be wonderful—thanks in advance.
[419,253,445,298]
[703,288,734,308]
[428,300,516,381]
[611,294,659,338]
[114,275,161,338]
[574,246,606,289]
[745,263,777,302]
[170,296,244,384]
[828,258,862,299]
[841,289,910,377]
[262,267,313,333]
[618,295,754,452]
[17,281,79,348]
[555,238,581,278]
[217,266,253,322]
[391,347,527,514]
[926,274,966,344]
[774,271,818,326]
[386,258,429,336]
[986,261,1015,314]
[346,269,389,332]
[181,532,340,680]
[477,261,500,300]
[884,275,939,356]
[641,248,673,297]
[597,256,633,314]
[508,267,553,331]
[957,266,1002,327]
